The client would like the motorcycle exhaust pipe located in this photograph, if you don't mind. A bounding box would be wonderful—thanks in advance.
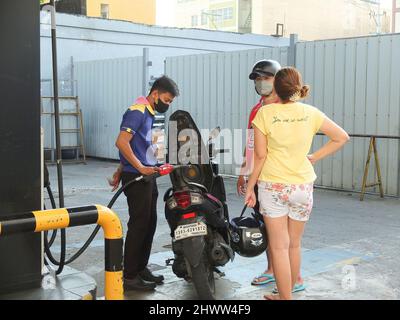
[210,245,229,265]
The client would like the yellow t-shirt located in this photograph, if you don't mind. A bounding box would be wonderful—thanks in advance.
[251,102,326,184]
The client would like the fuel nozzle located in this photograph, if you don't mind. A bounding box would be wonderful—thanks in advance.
[158,164,192,176]
[158,164,175,176]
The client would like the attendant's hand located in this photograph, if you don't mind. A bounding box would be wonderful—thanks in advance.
[108,168,122,192]
[139,166,160,176]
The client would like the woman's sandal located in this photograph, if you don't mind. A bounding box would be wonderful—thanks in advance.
[251,273,276,286]
[272,283,307,294]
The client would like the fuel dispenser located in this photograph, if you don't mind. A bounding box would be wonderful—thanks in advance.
[0,0,43,294]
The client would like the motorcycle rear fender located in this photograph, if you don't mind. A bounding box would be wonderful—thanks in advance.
[182,236,206,268]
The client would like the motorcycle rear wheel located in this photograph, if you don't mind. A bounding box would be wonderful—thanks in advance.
[190,254,216,300]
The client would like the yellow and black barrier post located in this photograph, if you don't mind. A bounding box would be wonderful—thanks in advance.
[0,204,124,300]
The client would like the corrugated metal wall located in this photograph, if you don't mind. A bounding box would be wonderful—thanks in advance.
[165,35,400,196]
[165,47,289,175]
[296,34,400,196]
[75,56,143,159]
[75,34,400,196]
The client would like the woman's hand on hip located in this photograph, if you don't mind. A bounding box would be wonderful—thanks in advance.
[307,154,317,165]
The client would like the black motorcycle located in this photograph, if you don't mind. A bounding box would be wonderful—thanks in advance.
[164,110,235,300]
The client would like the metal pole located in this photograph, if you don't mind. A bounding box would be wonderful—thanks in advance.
[48,0,64,209]
[71,56,75,97]
[142,48,150,96]
[289,34,298,67]
[43,0,66,275]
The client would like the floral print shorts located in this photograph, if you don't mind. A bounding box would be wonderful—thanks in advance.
[257,181,314,222]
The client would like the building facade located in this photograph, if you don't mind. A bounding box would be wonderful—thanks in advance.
[55,0,156,25]
[175,0,252,33]
[394,0,400,32]
[175,0,391,40]
[252,0,391,40]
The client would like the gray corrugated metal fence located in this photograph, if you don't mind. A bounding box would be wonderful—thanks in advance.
[75,56,144,159]
[165,47,289,175]
[165,35,400,196]
[75,34,399,196]
[296,34,400,196]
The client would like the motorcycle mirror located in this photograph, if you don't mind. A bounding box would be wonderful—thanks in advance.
[209,143,216,158]
[208,127,221,141]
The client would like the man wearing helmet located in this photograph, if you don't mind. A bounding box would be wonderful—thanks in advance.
[237,60,305,293]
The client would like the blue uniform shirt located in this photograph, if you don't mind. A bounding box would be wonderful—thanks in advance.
[119,96,157,174]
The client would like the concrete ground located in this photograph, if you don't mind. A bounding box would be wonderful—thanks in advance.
[46,159,400,300]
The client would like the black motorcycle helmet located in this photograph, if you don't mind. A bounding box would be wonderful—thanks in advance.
[229,205,267,258]
[249,59,281,80]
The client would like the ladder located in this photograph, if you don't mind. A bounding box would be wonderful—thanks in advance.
[41,96,87,164]
[360,136,384,201]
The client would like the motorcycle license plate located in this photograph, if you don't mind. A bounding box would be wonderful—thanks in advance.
[174,222,207,241]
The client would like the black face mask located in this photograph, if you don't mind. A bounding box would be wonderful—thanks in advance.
[154,99,169,113]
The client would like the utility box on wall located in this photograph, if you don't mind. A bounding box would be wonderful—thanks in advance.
[0,0,42,293]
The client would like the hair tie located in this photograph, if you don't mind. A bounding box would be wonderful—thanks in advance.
[288,90,301,102]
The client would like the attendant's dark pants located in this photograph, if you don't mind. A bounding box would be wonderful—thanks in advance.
[121,172,158,279]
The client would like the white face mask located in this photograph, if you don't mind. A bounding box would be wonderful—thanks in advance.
[255,80,273,96]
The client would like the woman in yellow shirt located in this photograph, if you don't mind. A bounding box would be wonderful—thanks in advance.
[245,67,349,300]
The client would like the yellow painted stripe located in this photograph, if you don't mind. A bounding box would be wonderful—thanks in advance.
[32,208,70,232]
[105,271,124,300]
[95,205,123,240]
[128,104,146,113]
